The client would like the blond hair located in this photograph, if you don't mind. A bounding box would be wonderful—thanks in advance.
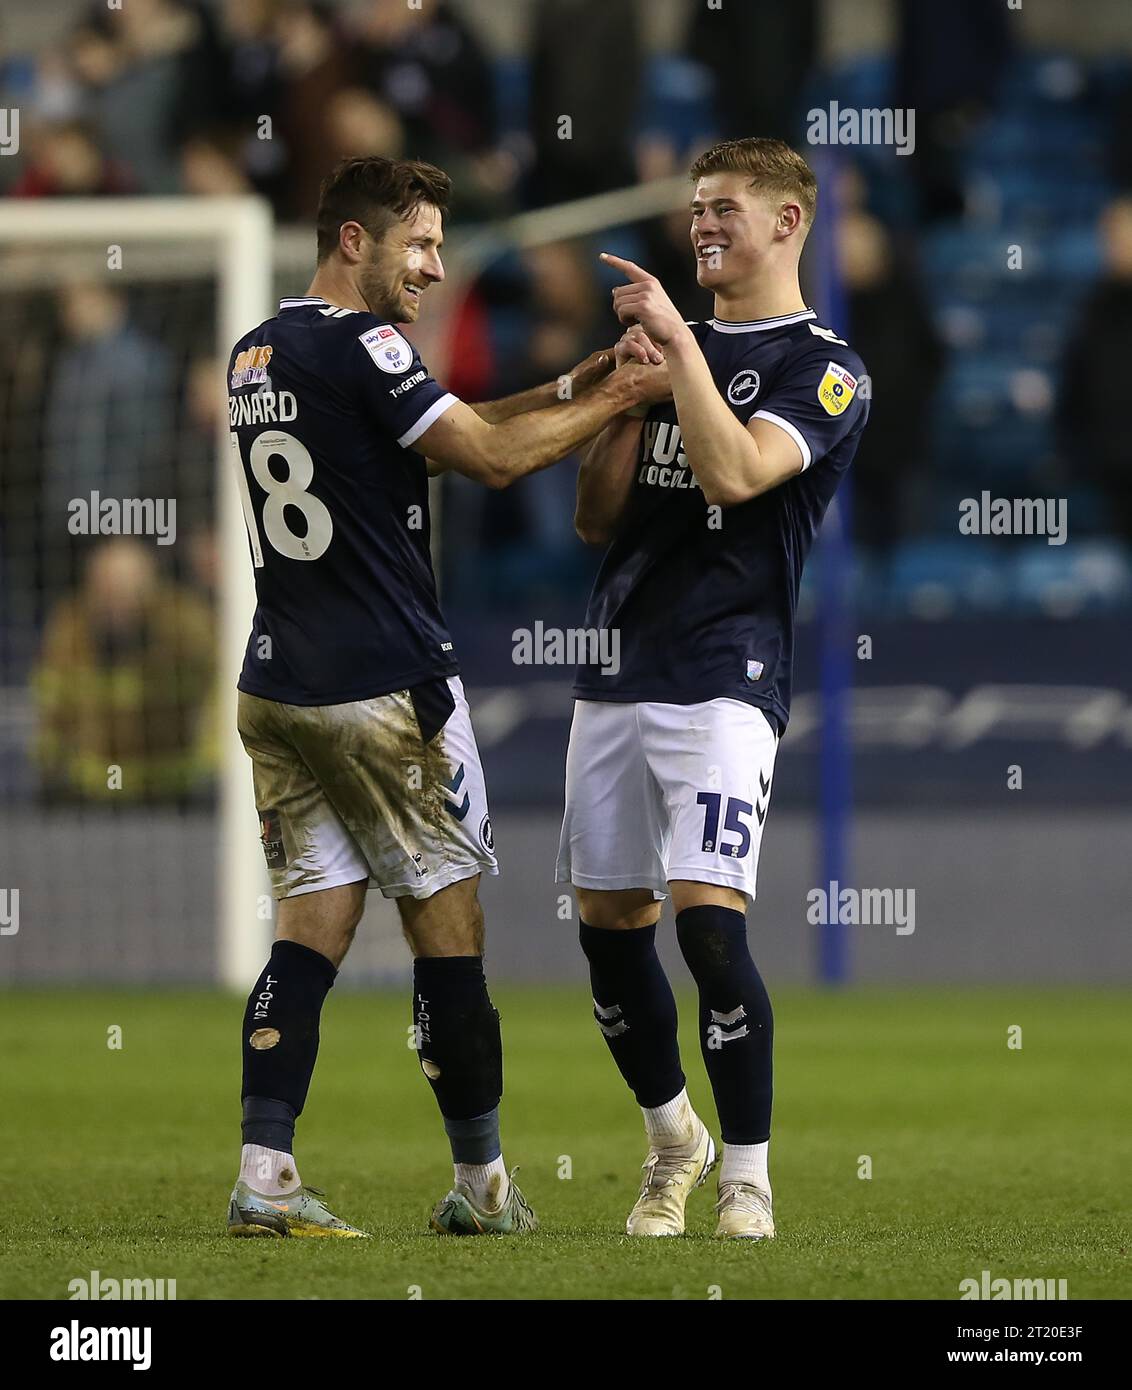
[690,138,817,231]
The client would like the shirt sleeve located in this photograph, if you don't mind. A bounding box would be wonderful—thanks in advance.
[751,344,868,473]
[352,321,460,448]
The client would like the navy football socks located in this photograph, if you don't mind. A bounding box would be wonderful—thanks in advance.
[675,904,773,1144]
[579,919,686,1109]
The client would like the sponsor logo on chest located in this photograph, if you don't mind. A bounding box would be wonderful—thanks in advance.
[638,421,701,491]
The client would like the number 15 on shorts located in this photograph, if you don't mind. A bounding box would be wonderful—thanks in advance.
[697,792,756,859]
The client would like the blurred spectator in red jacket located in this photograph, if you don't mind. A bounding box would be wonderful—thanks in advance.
[8,120,134,197]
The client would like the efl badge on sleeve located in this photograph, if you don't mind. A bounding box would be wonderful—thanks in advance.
[817,361,857,417]
[746,659,765,682]
[359,325,415,373]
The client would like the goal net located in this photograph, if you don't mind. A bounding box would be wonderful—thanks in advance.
[0,197,274,989]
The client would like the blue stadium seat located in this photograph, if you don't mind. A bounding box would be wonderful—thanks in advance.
[639,55,717,147]
[799,50,1127,612]
[966,109,1106,167]
[886,539,1006,616]
[969,169,1111,229]
[998,53,1094,111]
[493,55,529,137]
[930,356,1058,478]
[805,55,894,118]
[1009,540,1132,613]
[797,544,879,616]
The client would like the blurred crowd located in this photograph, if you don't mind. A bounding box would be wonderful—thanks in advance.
[0,0,675,221]
[1,0,1131,803]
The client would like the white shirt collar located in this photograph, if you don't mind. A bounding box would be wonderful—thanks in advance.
[708,308,817,333]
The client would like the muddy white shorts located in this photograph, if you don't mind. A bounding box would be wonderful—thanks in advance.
[556,697,779,901]
[238,675,497,900]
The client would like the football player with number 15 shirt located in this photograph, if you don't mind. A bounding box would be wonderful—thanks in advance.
[559,138,870,1240]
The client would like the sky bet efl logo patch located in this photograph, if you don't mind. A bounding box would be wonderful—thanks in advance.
[817,361,857,416]
[360,324,414,373]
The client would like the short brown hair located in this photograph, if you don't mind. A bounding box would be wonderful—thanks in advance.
[689,138,817,230]
[315,156,451,262]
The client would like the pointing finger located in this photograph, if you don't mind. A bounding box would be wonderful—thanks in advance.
[599,251,652,284]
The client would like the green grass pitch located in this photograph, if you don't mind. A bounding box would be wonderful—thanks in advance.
[2,986,1127,1300]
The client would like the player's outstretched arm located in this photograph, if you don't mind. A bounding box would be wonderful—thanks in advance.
[468,347,616,424]
[601,253,805,507]
[415,362,662,490]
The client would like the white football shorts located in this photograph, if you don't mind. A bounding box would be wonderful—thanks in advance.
[556,697,779,901]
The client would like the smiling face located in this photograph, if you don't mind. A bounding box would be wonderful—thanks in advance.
[358,201,445,322]
[690,171,790,294]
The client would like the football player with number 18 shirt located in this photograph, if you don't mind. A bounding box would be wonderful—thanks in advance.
[224,156,658,1239]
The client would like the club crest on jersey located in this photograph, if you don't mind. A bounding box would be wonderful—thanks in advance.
[727,369,761,406]
[359,324,414,373]
[817,361,857,416]
[746,659,764,681]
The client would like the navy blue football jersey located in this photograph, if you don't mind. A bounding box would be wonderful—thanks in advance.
[574,308,869,730]
[227,296,460,704]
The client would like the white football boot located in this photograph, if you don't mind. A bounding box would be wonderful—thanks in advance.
[713,1181,775,1240]
[625,1118,718,1237]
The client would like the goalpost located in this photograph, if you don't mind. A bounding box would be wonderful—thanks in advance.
[0,196,273,988]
